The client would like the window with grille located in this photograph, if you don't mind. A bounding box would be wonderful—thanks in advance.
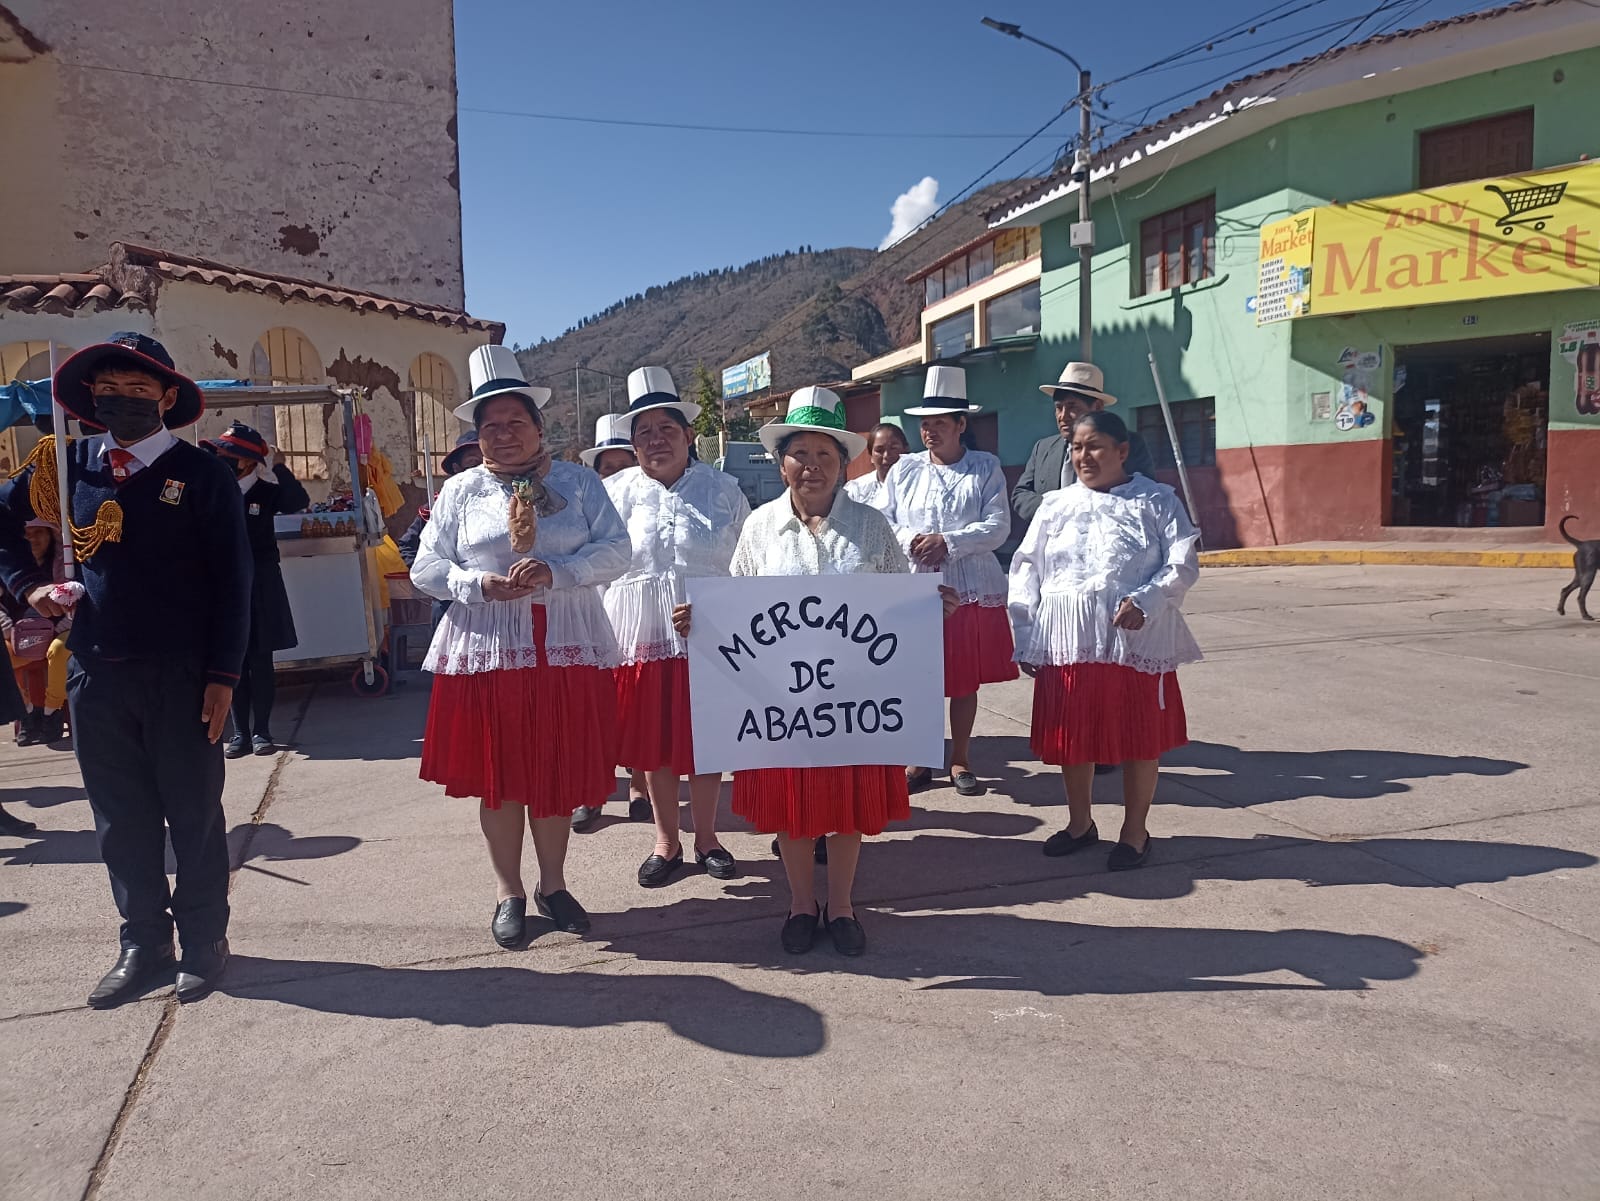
[1418,108,1533,189]
[253,327,328,479]
[410,353,461,480]
[1138,197,1215,296]
[1136,398,1216,468]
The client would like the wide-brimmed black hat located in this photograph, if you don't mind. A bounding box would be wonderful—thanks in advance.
[215,422,270,464]
[52,332,205,430]
[441,431,481,473]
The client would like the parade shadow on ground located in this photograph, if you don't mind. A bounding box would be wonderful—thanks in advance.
[972,735,1528,809]
[3,783,88,811]
[0,821,361,874]
[0,901,26,919]
[219,955,825,1058]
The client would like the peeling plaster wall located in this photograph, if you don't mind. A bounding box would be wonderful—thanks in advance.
[0,0,465,308]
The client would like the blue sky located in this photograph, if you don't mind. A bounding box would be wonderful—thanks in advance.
[455,0,1490,346]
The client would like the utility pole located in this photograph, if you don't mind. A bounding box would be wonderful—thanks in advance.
[574,367,582,445]
[982,18,1095,358]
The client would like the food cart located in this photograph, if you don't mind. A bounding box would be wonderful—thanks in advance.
[198,383,393,695]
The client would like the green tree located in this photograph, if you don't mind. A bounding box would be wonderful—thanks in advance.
[691,363,723,439]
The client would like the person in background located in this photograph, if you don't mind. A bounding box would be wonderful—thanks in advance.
[3,520,71,746]
[883,365,1017,797]
[1009,410,1201,871]
[580,412,638,481]
[601,367,749,878]
[0,655,38,836]
[0,332,250,1007]
[843,421,909,513]
[412,345,629,948]
[398,432,482,568]
[1011,362,1155,524]
[212,423,309,758]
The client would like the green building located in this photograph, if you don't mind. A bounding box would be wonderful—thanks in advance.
[854,1,1600,548]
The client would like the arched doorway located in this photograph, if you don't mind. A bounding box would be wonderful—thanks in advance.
[253,328,328,480]
[409,352,462,482]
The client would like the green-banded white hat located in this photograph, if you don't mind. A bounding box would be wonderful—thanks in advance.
[757,386,867,461]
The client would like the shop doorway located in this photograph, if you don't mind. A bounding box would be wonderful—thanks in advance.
[1390,333,1549,528]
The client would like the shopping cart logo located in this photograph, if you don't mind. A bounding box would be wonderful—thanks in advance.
[1483,180,1568,236]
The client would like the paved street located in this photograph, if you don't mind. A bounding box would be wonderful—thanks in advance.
[2,565,1597,1201]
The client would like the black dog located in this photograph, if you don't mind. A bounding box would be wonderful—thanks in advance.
[1558,516,1598,621]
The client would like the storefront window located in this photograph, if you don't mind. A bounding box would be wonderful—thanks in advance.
[929,309,975,360]
[986,281,1041,339]
[1136,398,1216,468]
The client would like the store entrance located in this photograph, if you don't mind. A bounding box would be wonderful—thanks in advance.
[1390,332,1549,528]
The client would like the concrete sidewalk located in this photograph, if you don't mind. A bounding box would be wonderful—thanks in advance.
[1200,541,1577,568]
[2,564,1597,1200]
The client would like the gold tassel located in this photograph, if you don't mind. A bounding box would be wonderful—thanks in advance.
[11,436,125,563]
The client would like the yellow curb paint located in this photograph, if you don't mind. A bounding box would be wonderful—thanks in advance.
[1199,548,1572,569]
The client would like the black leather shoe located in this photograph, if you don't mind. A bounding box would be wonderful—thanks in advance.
[0,805,38,836]
[535,889,590,934]
[780,907,820,955]
[695,846,738,880]
[1108,837,1152,871]
[637,847,684,887]
[570,805,602,832]
[904,768,933,794]
[1042,821,1100,858]
[1094,763,1117,775]
[175,940,229,1004]
[492,897,526,948]
[15,711,42,747]
[251,734,276,756]
[952,770,985,797]
[770,836,781,857]
[223,735,249,760]
[814,837,828,865]
[39,710,67,745]
[824,908,866,957]
[628,796,653,822]
[88,945,177,1009]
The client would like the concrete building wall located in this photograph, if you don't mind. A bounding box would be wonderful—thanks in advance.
[0,0,464,308]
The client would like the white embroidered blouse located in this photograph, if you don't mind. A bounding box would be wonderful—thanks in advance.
[881,449,1011,607]
[603,461,751,664]
[412,461,629,674]
[730,490,910,579]
[1007,475,1203,676]
[842,472,891,514]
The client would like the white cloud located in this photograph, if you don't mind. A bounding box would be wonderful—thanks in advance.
[879,176,940,250]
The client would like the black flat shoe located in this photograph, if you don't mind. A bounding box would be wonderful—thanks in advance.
[905,768,933,794]
[15,711,42,747]
[628,796,653,822]
[952,770,984,797]
[824,908,866,957]
[1108,836,1152,871]
[251,735,276,756]
[223,735,249,760]
[638,847,684,887]
[570,805,602,832]
[535,889,590,934]
[175,939,229,1004]
[695,846,738,880]
[1093,763,1117,775]
[780,907,820,955]
[39,711,66,745]
[88,944,176,1009]
[0,806,38,836]
[492,897,526,948]
[814,836,828,865]
[1042,821,1100,858]
[770,836,781,857]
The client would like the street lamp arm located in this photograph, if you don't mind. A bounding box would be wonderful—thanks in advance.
[980,16,1084,73]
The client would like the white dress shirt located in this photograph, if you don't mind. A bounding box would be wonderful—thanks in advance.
[603,461,750,664]
[98,428,177,474]
[842,472,891,514]
[730,490,909,579]
[881,449,1010,607]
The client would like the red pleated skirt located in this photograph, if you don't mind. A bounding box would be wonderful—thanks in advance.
[1029,661,1188,766]
[614,656,696,776]
[420,607,617,815]
[732,766,910,840]
[944,602,1019,697]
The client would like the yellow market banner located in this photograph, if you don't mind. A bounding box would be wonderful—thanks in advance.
[1308,162,1600,317]
[1256,212,1315,325]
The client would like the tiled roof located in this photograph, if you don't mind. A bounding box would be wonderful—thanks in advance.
[984,0,1566,223]
[0,274,136,315]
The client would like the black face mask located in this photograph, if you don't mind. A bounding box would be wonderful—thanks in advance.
[93,394,165,443]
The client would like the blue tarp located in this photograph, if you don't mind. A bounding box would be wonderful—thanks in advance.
[0,378,253,429]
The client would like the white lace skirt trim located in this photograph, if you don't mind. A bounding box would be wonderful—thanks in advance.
[602,574,688,666]
[1013,590,1203,674]
[424,591,620,675]
[913,551,1008,607]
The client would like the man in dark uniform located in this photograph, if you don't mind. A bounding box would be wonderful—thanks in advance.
[0,333,251,1007]
[213,422,308,758]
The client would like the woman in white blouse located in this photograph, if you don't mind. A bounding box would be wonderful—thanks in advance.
[842,421,909,513]
[1008,410,1202,871]
[882,365,1018,798]
[602,366,750,887]
[412,346,630,947]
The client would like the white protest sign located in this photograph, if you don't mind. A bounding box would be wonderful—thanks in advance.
[685,574,945,773]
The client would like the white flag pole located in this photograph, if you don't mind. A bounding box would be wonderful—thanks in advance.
[47,342,77,581]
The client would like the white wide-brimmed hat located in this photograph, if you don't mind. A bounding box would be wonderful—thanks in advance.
[626,366,701,424]
[905,364,981,416]
[454,344,553,420]
[1039,361,1117,406]
[579,412,637,468]
[757,386,868,461]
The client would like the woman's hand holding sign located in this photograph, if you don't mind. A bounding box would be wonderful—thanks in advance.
[938,585,958,619]
[672,602,693,638]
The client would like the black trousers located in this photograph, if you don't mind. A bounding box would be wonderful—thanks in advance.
[67,656,230,950]
[230,647,277,740]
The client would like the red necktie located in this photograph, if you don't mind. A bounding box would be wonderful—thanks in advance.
[108,448,137,484]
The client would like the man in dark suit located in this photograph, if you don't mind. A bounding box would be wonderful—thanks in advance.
[0,333,251,1007]
[1012,362,1157,523]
